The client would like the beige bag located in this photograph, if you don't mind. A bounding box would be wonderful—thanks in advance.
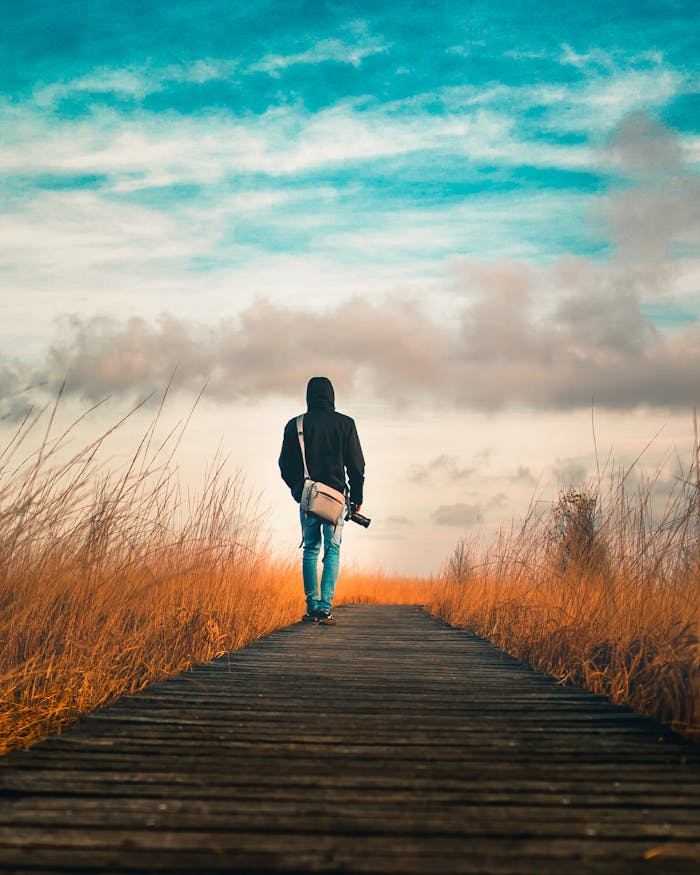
[297,415,346,525]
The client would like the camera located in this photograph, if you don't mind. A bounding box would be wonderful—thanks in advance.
[346,503,371,528]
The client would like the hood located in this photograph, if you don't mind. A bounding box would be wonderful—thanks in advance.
[306,376,335,412]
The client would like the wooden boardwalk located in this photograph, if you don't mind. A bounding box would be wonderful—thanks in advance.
[0,604,699,874]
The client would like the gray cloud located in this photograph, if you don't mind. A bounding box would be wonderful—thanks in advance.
[431,503,484,527]
[0,362,48,421]
[604,110,700,268]
[489,492,509,509]
[552,458,590,487]
[1,274,699,418]
[408,454,474,484]
[383,515,414,526]
[510,466,537,485]
[36,298,445,405]
[607,110,685,177]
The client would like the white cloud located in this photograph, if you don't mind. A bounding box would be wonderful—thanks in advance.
[559,44,617,72]
[574,73,681,137]
[1,53,693,203]
[31,58,248,108]
[163,58,241,84]
[28,32,387,104]
[250,36,389,75]
[0,190,206,269]
[0,95,594,187]
[559,44,666,74]
[33,69,162,106]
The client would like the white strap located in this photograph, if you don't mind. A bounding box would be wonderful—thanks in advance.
[295,414,309,480]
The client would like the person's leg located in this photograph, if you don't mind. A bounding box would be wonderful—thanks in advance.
[300,508,322,614]
[318,517,344,614]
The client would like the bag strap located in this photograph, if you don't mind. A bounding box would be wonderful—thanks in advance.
[295,414,310,480]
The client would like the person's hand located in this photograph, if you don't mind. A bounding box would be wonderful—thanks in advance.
[354,504,362,514]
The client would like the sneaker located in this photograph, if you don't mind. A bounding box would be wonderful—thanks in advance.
[316,611,336,625]
[301,612,319,623]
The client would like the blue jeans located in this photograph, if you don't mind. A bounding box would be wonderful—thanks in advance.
[300,508,343,614]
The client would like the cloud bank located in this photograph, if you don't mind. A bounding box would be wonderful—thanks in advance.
[2,259,697,418]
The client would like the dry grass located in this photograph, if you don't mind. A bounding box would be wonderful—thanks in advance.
[335,567,434,606]
[430,457,700,743]
[0,395,312,754]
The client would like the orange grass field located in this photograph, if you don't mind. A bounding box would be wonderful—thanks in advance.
[0,399,698,753]
[431,477,700,744]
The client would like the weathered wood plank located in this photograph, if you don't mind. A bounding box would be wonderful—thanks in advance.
[1,842,698,875]
[2,789,700,809]
[2,800,700,830]
[4,770,700,801]
[0,604,698,874]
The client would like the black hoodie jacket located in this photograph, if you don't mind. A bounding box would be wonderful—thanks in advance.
[279,376,365,506]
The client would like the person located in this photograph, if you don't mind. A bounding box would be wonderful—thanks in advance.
[279,376,365,625]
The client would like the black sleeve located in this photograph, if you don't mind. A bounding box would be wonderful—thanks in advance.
[279,418,304,502]
[345,419,365,505]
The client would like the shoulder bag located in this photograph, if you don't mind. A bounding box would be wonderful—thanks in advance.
[296,415,346,525]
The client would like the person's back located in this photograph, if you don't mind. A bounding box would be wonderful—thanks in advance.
[279,376,365,624]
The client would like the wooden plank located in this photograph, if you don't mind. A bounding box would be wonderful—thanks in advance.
[2,799,700,829]
[3,769,700,797]
[0,604,698,874]
[2,788,700,809]
[1,843,698,875]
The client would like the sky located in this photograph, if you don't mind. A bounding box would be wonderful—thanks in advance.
[1,1,699,574]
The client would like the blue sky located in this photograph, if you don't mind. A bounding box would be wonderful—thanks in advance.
[1,1,699,571]
[2,1,697,289]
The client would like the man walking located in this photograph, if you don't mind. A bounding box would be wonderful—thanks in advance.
[279,376,365,625]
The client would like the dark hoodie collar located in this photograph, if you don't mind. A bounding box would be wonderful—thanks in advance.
[306,376,335,412]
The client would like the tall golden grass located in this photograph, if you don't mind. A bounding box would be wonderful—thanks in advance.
[430,451,700,743]
[0,393,309,753]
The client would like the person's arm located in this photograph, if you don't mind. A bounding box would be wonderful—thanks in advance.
[279,419,304,501]
[345,419,365,508]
